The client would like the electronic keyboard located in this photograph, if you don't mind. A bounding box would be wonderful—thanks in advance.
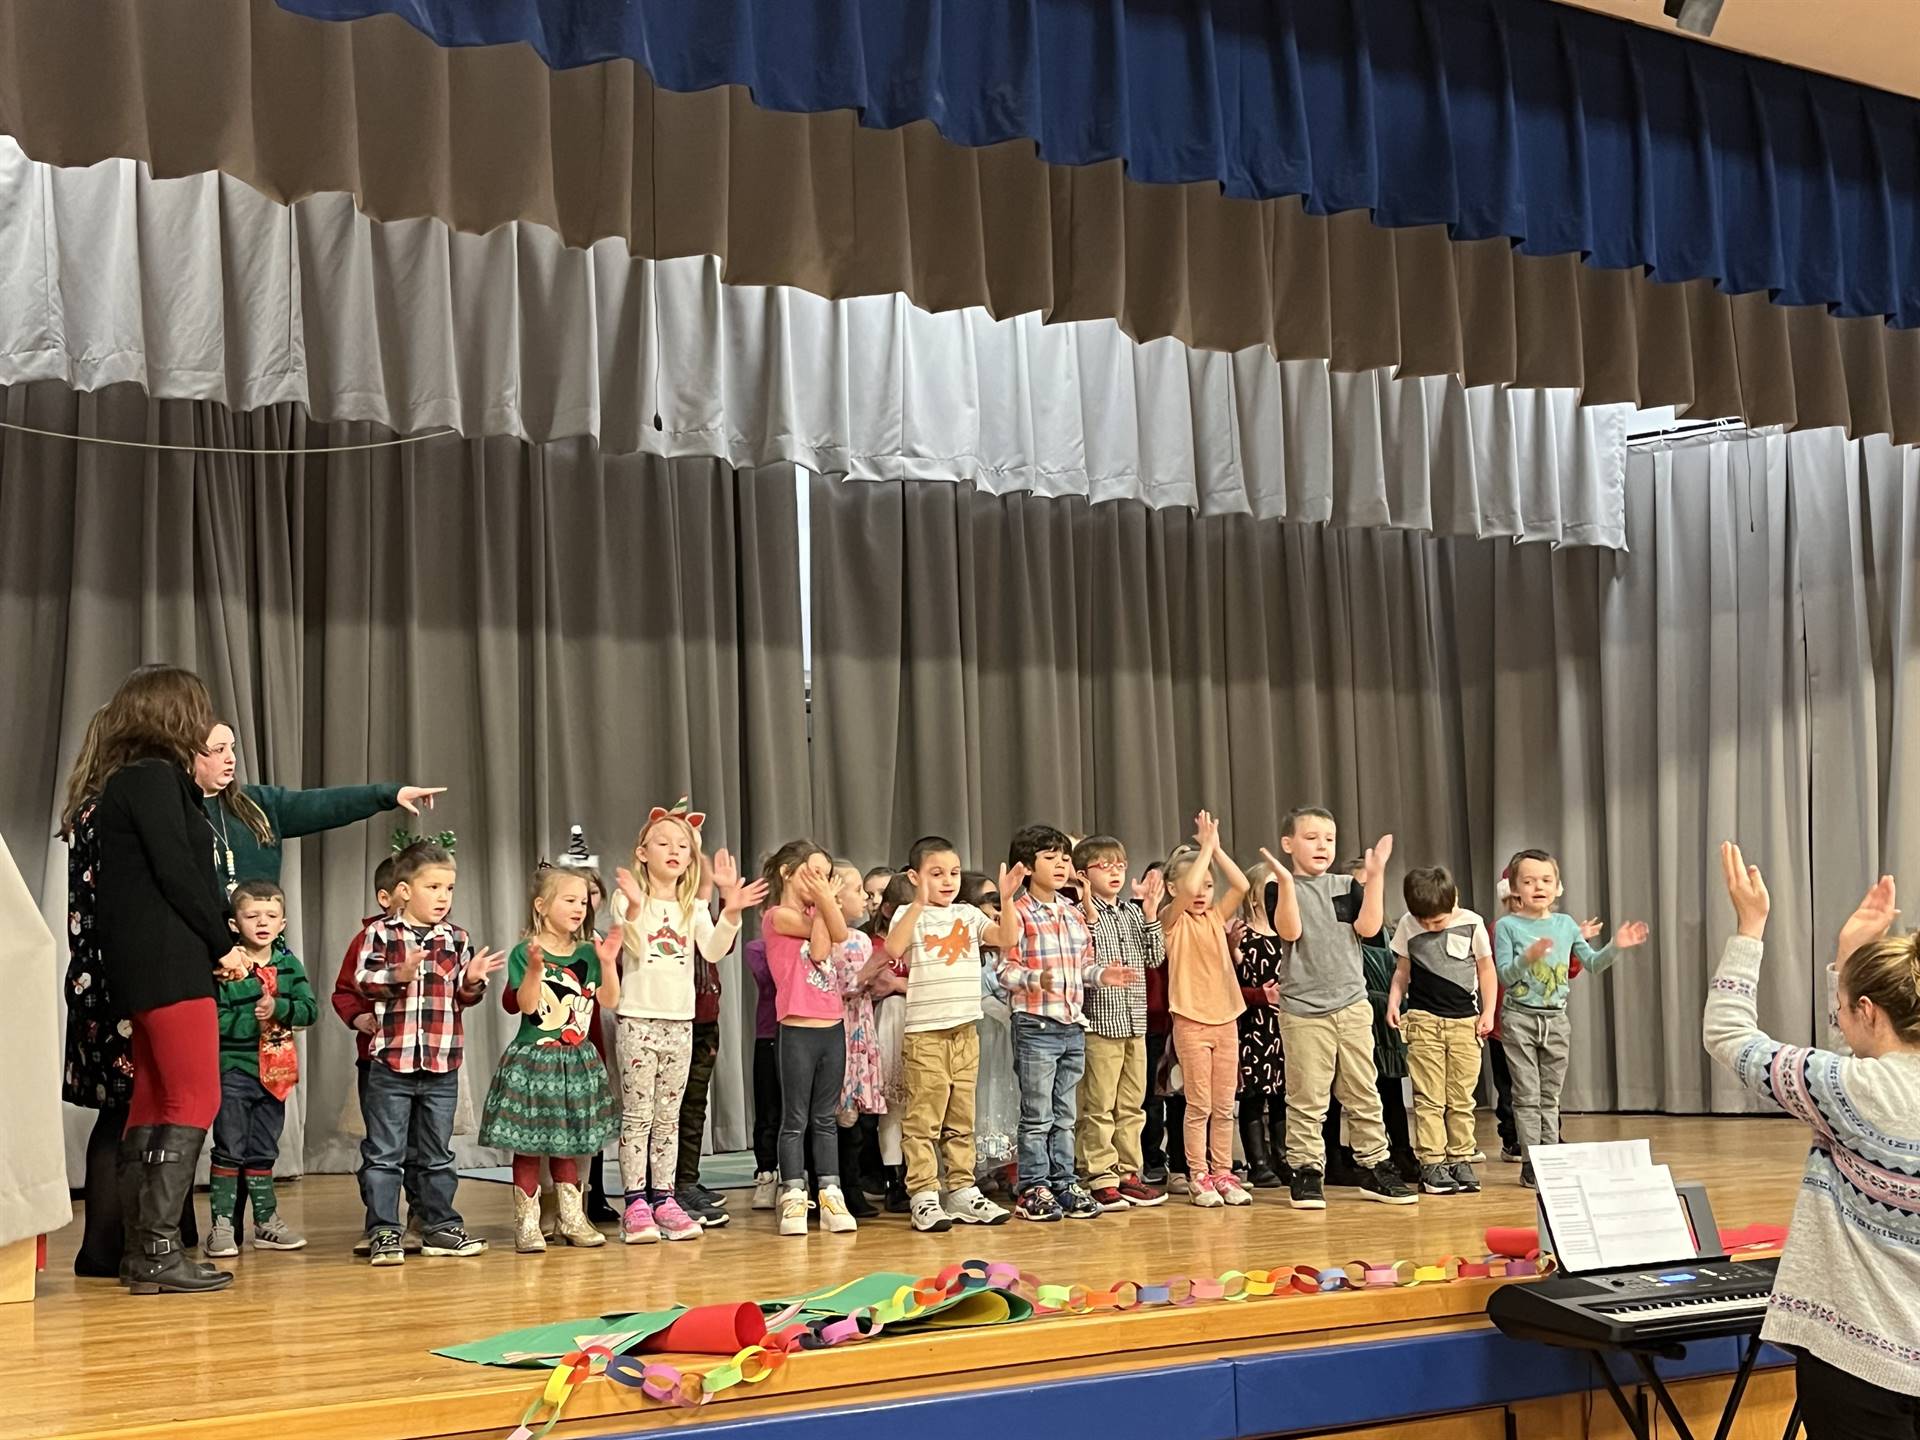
[1486,1257,1778,1350]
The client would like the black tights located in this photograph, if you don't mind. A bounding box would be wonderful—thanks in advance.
[74,1106,199,1277]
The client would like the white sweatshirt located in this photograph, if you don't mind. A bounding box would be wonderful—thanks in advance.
[613,891,740,1022]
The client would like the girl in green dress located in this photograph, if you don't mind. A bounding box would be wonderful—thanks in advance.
[479,866,623,1252]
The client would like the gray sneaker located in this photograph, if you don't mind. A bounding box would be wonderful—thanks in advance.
[203,1217,239,1259]
[1418,1163,1458,1196]
[253,1212,308,1250]
[1449,1161,1481,1194]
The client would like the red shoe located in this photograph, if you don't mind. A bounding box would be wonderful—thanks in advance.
[1118,1174,1167,1208]
[1090,1185,1131,1213]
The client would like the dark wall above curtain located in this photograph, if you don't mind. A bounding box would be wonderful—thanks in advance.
[281,0,1920,326]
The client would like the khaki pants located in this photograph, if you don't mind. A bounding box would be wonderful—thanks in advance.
[1075,1032,1147,1188]
[1401,1010,1481,1164]
[1279,1000,1387,1171]
[901,1023,979,1198]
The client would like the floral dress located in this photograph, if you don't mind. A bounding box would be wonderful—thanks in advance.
[832,931,885,1121]
[62,800,135,1111]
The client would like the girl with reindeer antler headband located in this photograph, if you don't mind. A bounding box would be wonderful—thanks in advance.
[608,799,768,1245]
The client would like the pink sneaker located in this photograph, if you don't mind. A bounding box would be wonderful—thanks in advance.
[620,1196,660,1245]
[1214,1172,1253,1207]
[1189,1173,1225,1208]
[652,1194,702,1242]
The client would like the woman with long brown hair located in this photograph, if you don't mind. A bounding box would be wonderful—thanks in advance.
[62,664,246,1294]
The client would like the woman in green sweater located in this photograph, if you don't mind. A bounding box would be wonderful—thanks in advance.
[64,717,440,1275]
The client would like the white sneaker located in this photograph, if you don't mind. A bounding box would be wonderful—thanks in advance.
[752,1171,779,1210]
[943,1185,1010,1225]
[1188,1174,1226,1208]
[910,1190,954,1233]
[818,1185,859,1234]
[778,1185,811,1237]
[1214,1173,1254,1207]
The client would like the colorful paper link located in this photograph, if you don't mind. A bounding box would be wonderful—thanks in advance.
[494,1250,1547,1436]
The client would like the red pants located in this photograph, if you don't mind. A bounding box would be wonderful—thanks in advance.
[126,998,220,1130]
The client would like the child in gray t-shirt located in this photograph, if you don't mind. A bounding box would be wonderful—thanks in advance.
[1269,808,1416,1210]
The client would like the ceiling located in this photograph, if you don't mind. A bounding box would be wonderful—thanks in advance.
[1552,0,1920,100]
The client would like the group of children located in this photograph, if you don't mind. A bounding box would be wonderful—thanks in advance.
[195,802,1649,1263]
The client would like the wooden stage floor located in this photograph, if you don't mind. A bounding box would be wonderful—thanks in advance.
[10,1114,1807,1440]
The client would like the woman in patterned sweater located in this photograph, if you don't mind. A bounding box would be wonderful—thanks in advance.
[1706,842,1920,1438]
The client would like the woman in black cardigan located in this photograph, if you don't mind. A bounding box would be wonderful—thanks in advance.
[62,665,247,1294]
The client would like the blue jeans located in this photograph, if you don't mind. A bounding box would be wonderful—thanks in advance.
[211,1068,285,1173]
[357,1064,460,1235]
[1013,1014,1084,1193]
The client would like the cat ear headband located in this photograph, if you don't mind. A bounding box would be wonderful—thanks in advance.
[643,797,706,835]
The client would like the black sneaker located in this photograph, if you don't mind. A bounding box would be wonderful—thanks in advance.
[675,1186,731,1228]
[585,1188,619,1223]
[693,1182,729,1210]
[1359,1162,1419,1205]
[1450,1162,1482,1193]
[1519,1161,1537,1190]
[1500,1143,1523,1164]
[1325,1151,1369,1188]
[1142,1164,1169,1186]
[1248,1162,1283,1189]
[1288,1167,1327,1211]
[1419,1163,1458,1195]
[842,1184,878,1219]
[421,1224,487,1257]
[885,1176,910,1214]
[368,1227,404,1266]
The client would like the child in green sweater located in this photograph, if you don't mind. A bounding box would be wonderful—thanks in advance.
[205,880,317,1258]
[1493,849,1649,1186]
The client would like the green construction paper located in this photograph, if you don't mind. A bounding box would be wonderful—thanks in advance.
[433,1307,686,1365]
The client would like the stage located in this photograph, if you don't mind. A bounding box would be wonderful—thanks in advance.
[11,1115,1806,1440]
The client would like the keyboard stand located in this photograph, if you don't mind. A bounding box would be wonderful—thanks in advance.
[1589,1332,1768,1440]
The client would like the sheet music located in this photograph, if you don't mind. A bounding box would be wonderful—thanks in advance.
[1533,1140,1692,1272]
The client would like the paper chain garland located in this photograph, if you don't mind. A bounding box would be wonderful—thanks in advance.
[503,1250,1548,1438]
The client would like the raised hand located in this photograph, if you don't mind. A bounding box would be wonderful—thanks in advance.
[710,848,742,899]
[1614,921,1651,949]
[997,861,1028,902]
[728,876,770,916]
[527,941,546,972]
[914,867,933,906]
[1363,834,1395,881]
[465,946,507,986]
[1225,917,1247,952]
[594,928,624,970]
[1194,810,1220,847]
[615,866,646,912]
[1132,868,1165,918]
[1838,875,1899,962]
[396,785,446,815]
[1524,935,1554,964]
[1579,916,1604,940]
[1720,841,1770,939]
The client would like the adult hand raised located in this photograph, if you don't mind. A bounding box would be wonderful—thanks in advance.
[1720,841,1770,940]
[1837,875,1899,964]
[396,786,446,815]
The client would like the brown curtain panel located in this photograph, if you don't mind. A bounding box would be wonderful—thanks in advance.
[2,0,1917,440]
[0,381,812,1175]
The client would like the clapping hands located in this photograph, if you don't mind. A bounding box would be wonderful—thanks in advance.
[464,946,506,986]
[711,848,769,917]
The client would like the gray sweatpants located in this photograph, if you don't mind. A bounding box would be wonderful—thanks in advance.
[1500,1003,1571,1156]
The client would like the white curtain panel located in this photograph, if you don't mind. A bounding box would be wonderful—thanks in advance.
[0,138,1629,546]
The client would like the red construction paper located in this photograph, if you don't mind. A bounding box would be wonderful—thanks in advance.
[637,1303,768,1356]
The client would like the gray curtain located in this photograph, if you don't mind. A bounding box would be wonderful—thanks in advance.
[808,434,1920,1114]
[0,381,811,1178]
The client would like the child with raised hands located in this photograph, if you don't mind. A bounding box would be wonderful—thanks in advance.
[611,800,766,1244]
[1162,811,1252,1207]
[479,864,624,1253]
[760,841,856,1236]
[1273,810,1415,1210]
[1494,848,1649,1187]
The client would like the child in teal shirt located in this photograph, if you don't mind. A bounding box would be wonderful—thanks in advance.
[1494,849,1649,1185]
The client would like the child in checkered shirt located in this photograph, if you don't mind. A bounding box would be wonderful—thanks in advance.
[352,842,505,1264]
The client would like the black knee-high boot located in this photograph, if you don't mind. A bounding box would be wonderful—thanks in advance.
[74,1108,128,1278]
[1265,1094,1292,1185]
[127,1125,232,1295]
[1238,1099,1281,1187]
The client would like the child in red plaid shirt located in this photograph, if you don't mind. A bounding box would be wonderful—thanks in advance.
[352,842,504,1264]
